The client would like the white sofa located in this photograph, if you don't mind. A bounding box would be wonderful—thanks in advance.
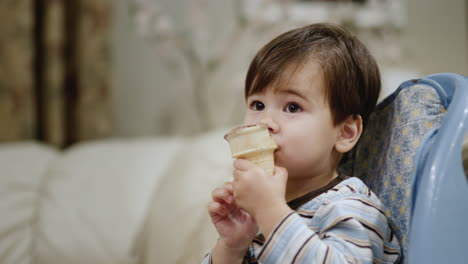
[0,129,233,264]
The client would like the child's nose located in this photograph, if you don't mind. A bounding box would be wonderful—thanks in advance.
[259,117,279,134]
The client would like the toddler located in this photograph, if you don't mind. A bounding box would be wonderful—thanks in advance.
[203,23,400,264]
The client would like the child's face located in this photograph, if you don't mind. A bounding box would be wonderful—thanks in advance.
[243,61,340,180]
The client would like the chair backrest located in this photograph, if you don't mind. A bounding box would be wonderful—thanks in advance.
[407,73,468,263]
[339,73,467,263]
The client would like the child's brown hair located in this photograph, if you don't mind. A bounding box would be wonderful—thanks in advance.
[245,23,381,128]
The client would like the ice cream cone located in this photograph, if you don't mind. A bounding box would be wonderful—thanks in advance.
[224,125,278,175]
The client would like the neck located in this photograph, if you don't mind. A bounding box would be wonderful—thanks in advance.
[285,170,339,202]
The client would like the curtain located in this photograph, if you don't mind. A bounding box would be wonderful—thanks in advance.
[0,0,112,148]
[0,0,35,142]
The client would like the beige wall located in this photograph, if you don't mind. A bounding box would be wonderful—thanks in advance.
[402,0,468,75]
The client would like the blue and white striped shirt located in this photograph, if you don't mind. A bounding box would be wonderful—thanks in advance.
[203,175,401,263]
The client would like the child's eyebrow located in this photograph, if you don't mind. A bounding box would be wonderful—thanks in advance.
[278,89,310,102]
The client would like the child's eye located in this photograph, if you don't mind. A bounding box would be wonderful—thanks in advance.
[285,103,302,113]
[249,101,265,111]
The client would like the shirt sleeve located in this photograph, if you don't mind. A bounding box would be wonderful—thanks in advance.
[257,196,400,264]
[201,251,212,264]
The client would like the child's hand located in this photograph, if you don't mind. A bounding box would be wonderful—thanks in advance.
[207,182,258,254]
[232,159,292,237]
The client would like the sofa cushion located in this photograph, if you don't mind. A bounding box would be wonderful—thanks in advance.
[136,128,233,264]
[32,138,184,264]
[0,137,184,264]
[0,142,58,264]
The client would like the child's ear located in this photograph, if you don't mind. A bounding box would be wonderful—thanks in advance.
[335,115,363,153]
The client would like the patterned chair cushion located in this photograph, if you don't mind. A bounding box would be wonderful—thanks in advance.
[339,79,447,263]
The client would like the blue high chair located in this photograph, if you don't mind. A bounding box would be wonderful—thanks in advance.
[339,73,468,263]
[408,73,468,263]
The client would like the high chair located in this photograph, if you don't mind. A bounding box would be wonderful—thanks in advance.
[339,73,468,263]
[407,73,468,263]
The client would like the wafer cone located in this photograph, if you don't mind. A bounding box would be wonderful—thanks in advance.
[224,125,278,175]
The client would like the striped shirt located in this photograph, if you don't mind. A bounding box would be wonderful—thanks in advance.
[203,175,401,264]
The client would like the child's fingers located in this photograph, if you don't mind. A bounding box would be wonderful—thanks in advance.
[273,166,288,179]
[207,201,229,219]
[223,182,233,193]
[233,159,254,171]
[212,187,234,204]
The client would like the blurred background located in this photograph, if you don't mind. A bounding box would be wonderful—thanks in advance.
[1,0,467,148]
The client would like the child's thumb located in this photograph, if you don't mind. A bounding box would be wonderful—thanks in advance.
[273,166,288,182]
